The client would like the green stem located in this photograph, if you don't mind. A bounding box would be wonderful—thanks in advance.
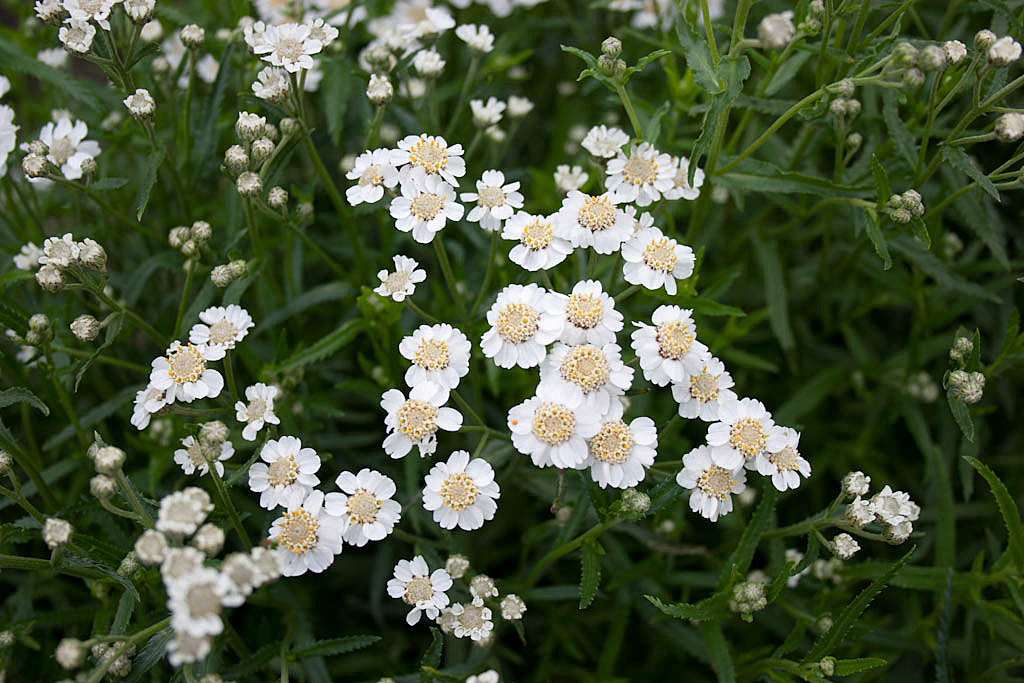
[445,55,481,138]
[92,287,166,346]
[614,283,641,303]
[114,470,154,529]
[451,390,485,428]
[0,484,46,524]
[433,238,466,320]
[224,350,241,406]
[207,458,253,550]
[405,299,440,323]
[521,519,618,591]
[46,354,88,447]
[701,0,720,69]
[50,345,148,373]
[173,260,195,340]
[470,232,499,317]
[613,83,643,139]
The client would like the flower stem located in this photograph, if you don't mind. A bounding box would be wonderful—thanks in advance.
[224,350,241,406]
[613,83,643,140]
[521,519,618,592]
[114,470,154,529]
[404,299,440,323]
[470,232,499,317]
[207,458,253,550]
[433,238,467,320]
[173,260,196,340]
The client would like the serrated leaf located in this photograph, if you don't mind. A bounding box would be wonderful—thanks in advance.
[272,319,366,374]
[834,658,888,675]
[964,457,1024,569]
[699,621,736,683]
[765,51,811,96]
[804,547,915,662]
[289,635,381,660]
[855,207,892,270]
[579,539,601,609]
[882,90,917,167]
[421,627,443,674]
[646,594,729,622]
[870,154,890,202]
[942,145,1000,202]
[623,48,671,84]
[690,54,749,184]
[0,387,49,416]
[123,628,173,683]
[133,147,165,221]
[910,217,931,249]
[719,484,778,590]
[74,312,125,392]
[946,392,974,442]
[674,16,719,94]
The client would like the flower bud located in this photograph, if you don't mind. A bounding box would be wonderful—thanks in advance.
[250,136,275,165]
[893,41,919,67]
[80,157,97,177]
[949,336,974,364]
[267,186,289,209]
[168,226,189,248]
[995,112,1024,142]
[70,315,101,342]
[297,202,314,220]
[56,638,86,670]
[236,171,263,198]
[90,474,116,499]
[199,420,229,445]
[181,239,199,257]
[123,88,156,118]
[43,517,73,549]
[23,153,49,178]
[35,0,66,25]
[367,74,393,105]
[94,445,126,474]
[123,0,155,23]
[988,36,1021,67]
[445,554,470,579]
[831,532,859,559]
[621,487,650,515]
[0,450,11,470]
[808,0,825,17]
[884,520,913,544]
[902,67,925,88]
[500,594,527,620]
[819,657,836,676]
[78,238,106,270]
[949,369,985,404]
[758,11,795,51]
[842,470,871,497]
[235,112,266,142]
[224,145,249,175]
[192,523,225,555]
[918,45,947,72]
[846,132,863,149]
[180,24,205,49]
[601,36,622,58]
[35,264,64,292]
[975,29,997,52]
[190,220,212,243]
[943,40,967,65]
[27,140,48,156]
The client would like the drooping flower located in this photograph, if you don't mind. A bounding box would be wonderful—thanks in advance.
[676,445,746,522]
[422,450,500,530]
[324,469,401,547]
[248,436,321,510]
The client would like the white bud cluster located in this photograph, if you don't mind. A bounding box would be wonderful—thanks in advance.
[948,369,985,404]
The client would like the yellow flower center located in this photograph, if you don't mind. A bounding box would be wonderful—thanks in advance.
[166,344,206,385]
[566,293,603,329]
[346,489,380,525]
[521,219,553,250]
[769,446,800,471]
[559,344,610,393]
[590,421,634,464]
[457,603,488,630]
[411,193,443,221]
[397,399,438,441]
[655,321,695,360]
[414,338,450,371]
[358,164,382,186]
[698,466,735,499]
[689,369,720,403]
[440,472,478,511]
[531,401,576,446]
[275,38,305,62]
[207,319,238,345]
[184,582,220,618]
[409,138,448,173]
[622,156,657,185]
[576,195,617,232]
[643,237,678,273]
[729,418,767,458]
[383,271,411,293]
[246,398,268,423]
[276,509,319,553]
[267,454,298,487]
[496,303,540,344]
[403,575,435,605]
[477,186,505,208]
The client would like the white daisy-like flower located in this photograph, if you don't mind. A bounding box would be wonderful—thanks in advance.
[345,148,399,205]
[422,450,500,530]
[582,125,630,158]
[546,279,623,346]
[39,233,79,268]
[481,283,560,369]
[324,469,401,547]
[621,226,695,295]
[586,416,657,489]
[395,0,455,37]
[219,552,260,607]
[605,142,674,206]
[130,384,168,430]
[375,254,426,301]
[34,117,101,181]
[161,546,206,584]
[554,164,588,193]
[13,243,40,271]
[460,170,523,232]
[381,382,463,458]
[391,133,466,186]
[539,342,634,419]
[188,305,254,361]
[248,436,321,510]
[706,398,784,470]
[470,97,506,127]
[508,382,602,469]
[235,382,280,441]
[502,211,573,271]
[37,48,69,69]
[270,490,344,577]
[156,488,213,537]
[389,167,464,243]
[671,355,737,421]
[448,601,494,641]
[555,191,632,254]
[455,23,494,53]
[166,632,211,667]
[253,22,323,72]
[0,105,16,176]
[148,341,224,405]
[251,66,291,102]
[663,156,705,200]
[173,435,234,478]
[676,445,746,522]
[630,306,708,386]
[869,486,918,525]
[845,497,875,527]
[58,19,96,54]
[306,16,339,46]
[399,323,471,396]
[753,426,811,491]
[63,0,120,30]
[167,567,229,639]
[386,555,452,625]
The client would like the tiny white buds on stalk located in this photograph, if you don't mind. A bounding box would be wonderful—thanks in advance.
[35,264,64,292]
[943,40,967,65]
[29,313,50,333]
[949,369,985,404]
[118,551,141,579]
[211,260,246,287]
[27,140,48,156]
[995,113,1024,142]
[224,145,249,175]
[237,171,263,198]
[918,45,947,72]
[168,226,189,248]
[828,78,855,97]
[124,88,155,119]
[729,580,767,619]
[975,30,997,52]
[235,112,266,142]
[180,24,205,50]
[367,74,393,105]
[55,638,86,670]
[829,98,860,120]
[842,471,871,497]
[988,36,1021,66]
[831,533,860,559]
[944,231,964,259]
[123,0,155,23]
[949,336,974,365]
[268,186,289,210]
[70,315,100,341]
[79,156,97,178]
[250,137,275,165]
[94,446,126,474]
[887,189,924,222]
[845,498,875,527]
[470,575,498,600]
[758,11,795,51]
[90,474,115,499]
[43,517,73,549]
[23,153,49,178]
[500,594,527,620]
[191,220,212,243]
[601,36,622,58]
[35,0,66,25]
[445,554,470,579]
[280,118,300,137]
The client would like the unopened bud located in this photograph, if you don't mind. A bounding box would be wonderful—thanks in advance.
[367,74,393,105]
[90,474,116,499]
[236,171,263,198]
[601,36,622,58]
[903,67,925,88]
[975,30,997,53]
[893,41,919,67]
[250,137,275,165]
[268,186,288,209]
[23,153,49,178]
[180,24,205,50]
[94,446,126,474]
[70,315,101,341]
[918,45,947,72]
[995,112,1024,142]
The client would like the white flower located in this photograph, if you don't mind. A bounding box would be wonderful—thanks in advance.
[381,382,463,458]
[507,95,534,117]
[325,469,402,547]
[500,594,526,620]
[445,554,470,578]
[167,567,228,639]
[390,168,464,243]
[470,96,506,127]
[621,226,695,295]
[502,211,573,271]
[253,22,323,72]
[481,283,560,369]
[448,601,494,641]
[470,575,498,600]
[58,19,96,54]
[39,233,79,268]
[123,88,155,118]
[173,435,234,477]
[605,143,674,206]
[832,533,860,559]
[149,341,224,405]
[399,323,471,396]
[195,54,219,84]
[346,148,400,206]
[188,305,254,360]
[869,485,917,525]
[220,552,260,606]
[706,398,783,470]
[386,555,452,624]
[554,164,588,193]
[422,450,500,530]
[134,529,168,565]
[753,426,811,491]
[676,445,746,522]
[456,23,495,53]
[845,497,875,527]
[538,341,632,422]
[37,47,69,69]
[375,254,426,301]
[0,103,15,174]
[63,0,120,30]
[140,19,162,41]
[161,546,206,583]
[555,191,632,254]
[395,0,455,37]
[13,242,42,271]
[270,490,344,576]
[546,279,623,346]
[156,488,213,536]
[306,16,339,46]
[249,436,321,510]
[663,156,705,200]
[131,384,168,430]
[582,125,630,158]
[886,520,913,544]
[943,40,967,65]
[35,117,101,180]
[413,48,445,77]
[123,0,154,22]
[235,382,280,441]
[988,36,1021,66]
[758,10,795,50]
[167,632,211,667]
[35,0,64,22]
[671,355,737,422]
[842,471,871,497]
[252,66,290,103]
[508,382,601,469]
[586,416,657,489]
[630,306,708,386]
[367,73,393,104]
[43,517,72,548]
[391,134,466,186]
[460,170,523,232]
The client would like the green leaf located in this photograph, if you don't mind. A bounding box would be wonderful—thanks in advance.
[254,282,353,335]
[421,627,443,678]
[289,635,381,660]
[833,658,888,675]
[90,177,129,191]
[73,312,125,392]
[964,457,1024,569]
[699,621,736,683]
[882,90,917,167]
[0,38,111,111]
[910,217,931,249]
[804,547,915,661]
[942,146,1000,202]
[719,159,873,198]
[904,405,955,567]
[946,391,974,442]
[579,539,601,609]
[690,54,750,185]
[854,207,892,270]
[622,48,671,84]
[0,387,49,416]
[110,589,136,635]
[718,484,778,590]
[192,41,236,175]
[133,147,165,221]
[889,236,1000,302]
[645,594,729,622]
[123,628,173,683]
[774,366,848,424]
[764,51,811,96]
[870,154,891,203]
[272,319,366,374]
[750,234,795,351]
[674,17,719,94]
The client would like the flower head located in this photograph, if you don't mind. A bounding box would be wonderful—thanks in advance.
[173,435,234,478]
[248,436,321,510]
[621,226,695,295]
[481,283,560,369]
[556,191,632,254]
[461,170,523,232]
[253,22,323,72]
[391,134,465,186]
[149,341,224,405]
[381,382,463,458]
[386,555,452,624]
[706,398,782,470]
[188,305,254,361]
[586,416,657,489]
[235,382,280,441]
[375,254,426,301]
[502,211,573,271]
[676,445,746,522]
[324,469,402,546]
[422,450,500,530]
[753,426,811,491]
[670,355,737,422]
[582,125,629,158]
[546,279,623,346]
[539,342,634,420]
[400,323,471,397]
[390,167,464,243]
[631,306,708,386]
[605,143,675,206]
[270,490,344,576]
[345,148,399,205]
[34,117,100,180]
[508,381,602,469]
